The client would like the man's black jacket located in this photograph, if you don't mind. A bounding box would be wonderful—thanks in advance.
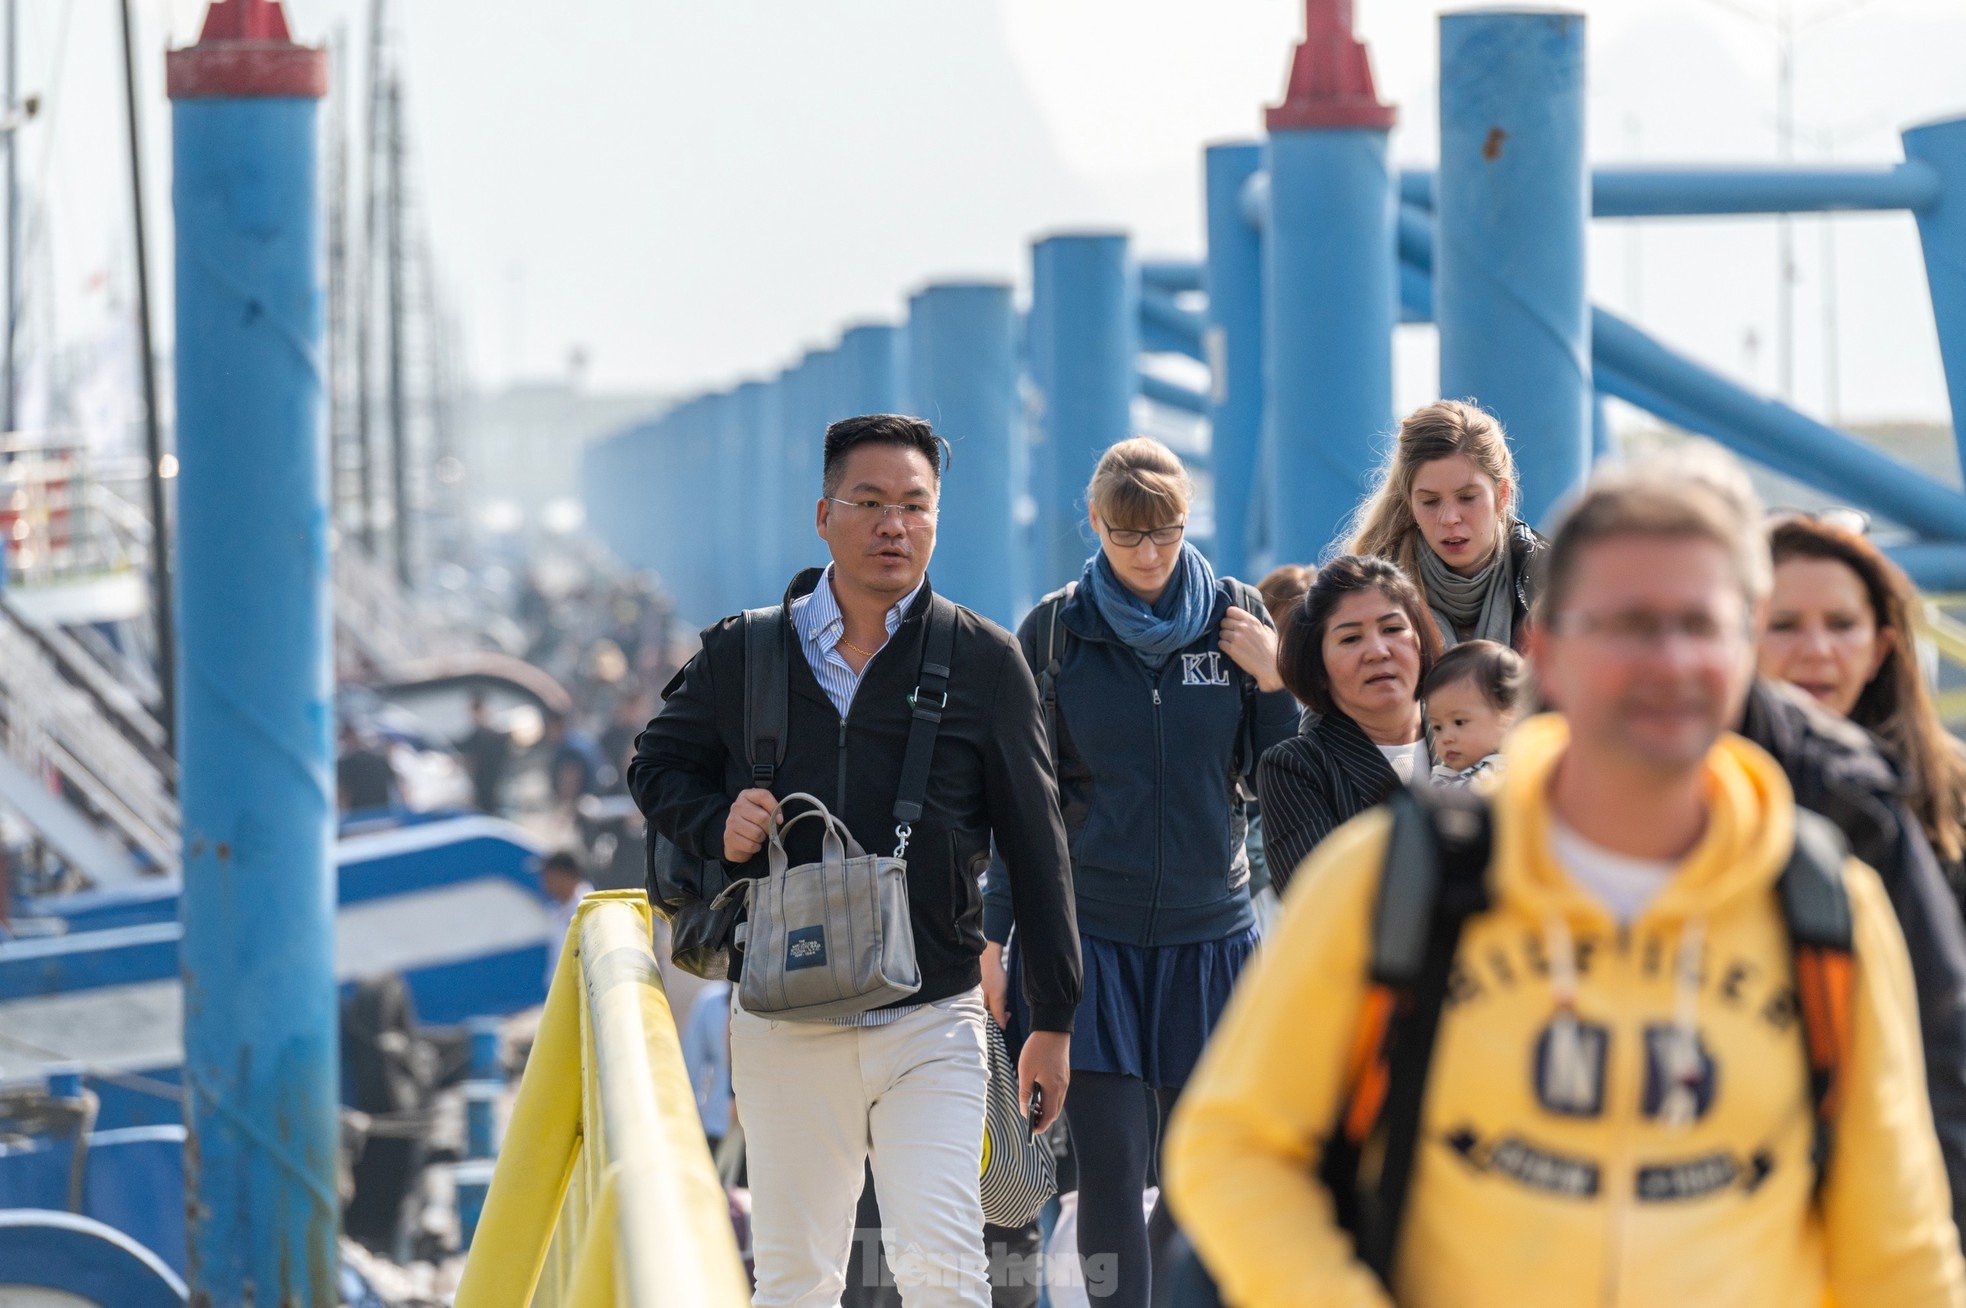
[628,569,1083,1032]
[1740,678,1966,1244]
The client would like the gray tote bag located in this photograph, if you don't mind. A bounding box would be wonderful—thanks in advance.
[716,792,921,1021]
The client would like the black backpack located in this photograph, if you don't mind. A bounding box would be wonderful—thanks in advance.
[1326,785,1857,1286]
[646,606,787,979]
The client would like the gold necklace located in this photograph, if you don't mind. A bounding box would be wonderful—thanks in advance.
[838,633,884,659]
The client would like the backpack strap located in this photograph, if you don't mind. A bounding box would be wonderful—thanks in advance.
[1778,809,1854,1189]
[741,606,790,788]
[1221,578,1267,784]
[1332,785,1493,1284]
[891,595,958,856]
[1033,584,1076,767]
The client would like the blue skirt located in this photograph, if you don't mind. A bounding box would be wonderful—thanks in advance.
[1011,927,1258,1091]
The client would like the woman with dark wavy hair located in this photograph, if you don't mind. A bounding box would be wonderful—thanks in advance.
[1257,555,1442,892]
[1758,515,1966,889]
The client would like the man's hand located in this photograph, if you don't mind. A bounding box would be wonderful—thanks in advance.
[982,941,1011,1028]
[1220,605,1283,693]
[722,787,776,863]
[1017,1030,1070,1133]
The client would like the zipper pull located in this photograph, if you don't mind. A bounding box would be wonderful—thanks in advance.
[1152,688,1161,706]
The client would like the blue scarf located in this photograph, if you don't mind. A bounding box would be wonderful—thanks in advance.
[1083,542,1218,669]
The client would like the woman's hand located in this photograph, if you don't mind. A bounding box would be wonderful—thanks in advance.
[1221,605,1284,693]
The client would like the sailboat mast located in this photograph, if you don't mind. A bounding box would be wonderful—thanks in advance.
[120,0,176,757]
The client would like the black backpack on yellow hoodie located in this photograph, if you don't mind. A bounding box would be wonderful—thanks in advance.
[1320,784,1857,1288]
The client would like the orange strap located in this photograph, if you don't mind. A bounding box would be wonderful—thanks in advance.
[1794,945,1854,1121]
[1343,984,1398,1145]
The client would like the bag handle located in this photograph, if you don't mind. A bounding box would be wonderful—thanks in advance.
[766,792,866,875]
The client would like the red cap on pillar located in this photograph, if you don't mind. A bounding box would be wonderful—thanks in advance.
[167,0,326,101]
[1266,0,1396,131]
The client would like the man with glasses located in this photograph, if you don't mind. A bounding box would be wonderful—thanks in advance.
[1165,455,1964,1306]
[631,413,1080,1307]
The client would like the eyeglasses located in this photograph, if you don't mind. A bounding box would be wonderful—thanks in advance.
[1549,608,1749,655]
[826,497,937,526]
[1105,523,1185,549]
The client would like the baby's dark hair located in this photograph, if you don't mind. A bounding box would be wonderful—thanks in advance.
[1420,639,1527,715]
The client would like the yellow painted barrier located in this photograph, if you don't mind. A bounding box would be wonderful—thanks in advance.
[1925,597,1966,725]
[454,891,750,1307]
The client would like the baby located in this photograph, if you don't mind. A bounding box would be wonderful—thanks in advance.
[1422,640,1527,788]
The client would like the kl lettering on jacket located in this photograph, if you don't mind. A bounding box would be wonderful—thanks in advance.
[1181,652,1232,687]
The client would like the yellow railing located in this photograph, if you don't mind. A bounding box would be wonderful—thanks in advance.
[1926,596,1966,723]
[454,891,750,1307]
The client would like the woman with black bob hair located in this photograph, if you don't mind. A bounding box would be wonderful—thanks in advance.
[1257,554,1442,893]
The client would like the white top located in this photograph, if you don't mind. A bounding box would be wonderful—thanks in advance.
[1377,740,1428,784]
[1550,820,1673,925]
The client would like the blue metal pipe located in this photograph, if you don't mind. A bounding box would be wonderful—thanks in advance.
[701,391,739,617]
[1437,9,1591,529]
[1592,309,1966,539]
[1205,142,1268,579]
[735,379,780,605]
[168,21,338,1304]
[779,355,824,583]
[1902,116,1966,472]
[1140,287,1206,356]
[1138,371,1208,416]
[836,323,906,418]
[1397,206,1966,538]
[1141,259,1204,293]
[1262,127,1398,562]
[906,282,1026,625]
[1028,235,1136,594]
[1401,161,1941,216]
[1887,543,1966,593]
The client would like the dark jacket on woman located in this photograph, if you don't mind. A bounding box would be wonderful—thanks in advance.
[1257,709,1427,894]
[981,578,1299,950]
[1737,678,1966,1247]
[628,569,1083,1032]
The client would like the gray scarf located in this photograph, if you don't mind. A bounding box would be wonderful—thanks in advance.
[1418,529,1516,650]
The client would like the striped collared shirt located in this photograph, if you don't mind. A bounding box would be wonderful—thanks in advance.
[789,563,926,718]
[788,563,929,1027]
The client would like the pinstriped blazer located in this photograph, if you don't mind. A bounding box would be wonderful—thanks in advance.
[1257,709,1430,895]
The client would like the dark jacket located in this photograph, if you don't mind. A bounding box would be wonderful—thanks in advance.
[627,569,1083,1032]
[982,578,1299,949]
[1738,678,1966,1245]
[1258,710,1428,894]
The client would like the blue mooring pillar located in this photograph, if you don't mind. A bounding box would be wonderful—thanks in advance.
[1261,0,1399,564]
[166,2,337,1302]
[837,322,906,418]
[1204,143,1267,580]
[1437,8,1591,528]
[1903,115,1966,471]
[1028,233,1137,594]
[906,282,1025,626]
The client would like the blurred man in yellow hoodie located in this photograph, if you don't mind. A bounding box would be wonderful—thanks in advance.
[1164,461,1966,1308]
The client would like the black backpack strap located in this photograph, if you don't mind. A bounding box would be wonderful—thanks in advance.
[1221,578,1266,783]
[742,606,789,788]
[891,596,958,855]
[1778,809,1854,1190]
[1034,584,1076,766]
[1334,785,1492,1284]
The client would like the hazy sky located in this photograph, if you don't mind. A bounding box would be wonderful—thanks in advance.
[28,0,1966,434]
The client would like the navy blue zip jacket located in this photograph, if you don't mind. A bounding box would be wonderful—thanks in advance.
[983,577,1299,949]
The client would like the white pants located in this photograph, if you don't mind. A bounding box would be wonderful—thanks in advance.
[731,989,991,1308]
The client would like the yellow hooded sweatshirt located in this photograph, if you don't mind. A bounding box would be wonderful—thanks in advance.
[1165,715,1965,1308]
